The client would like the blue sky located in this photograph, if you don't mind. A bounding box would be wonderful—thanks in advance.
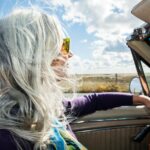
[0,0,143,74]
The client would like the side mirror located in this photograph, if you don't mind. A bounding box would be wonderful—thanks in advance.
[129,77,143,94]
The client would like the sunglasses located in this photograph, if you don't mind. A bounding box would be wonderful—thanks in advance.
[61,38,70,55]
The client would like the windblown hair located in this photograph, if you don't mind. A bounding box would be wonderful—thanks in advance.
[0,8,66,149]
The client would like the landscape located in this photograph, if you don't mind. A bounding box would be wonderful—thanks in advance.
[59,73,138,93]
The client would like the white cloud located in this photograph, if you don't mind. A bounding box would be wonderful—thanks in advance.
[51,0,143,73]
[68,51,136,74]
[81,39,88,43]
[49,0,72,7]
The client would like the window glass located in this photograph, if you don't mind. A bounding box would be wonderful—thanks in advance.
[141,61,150,90]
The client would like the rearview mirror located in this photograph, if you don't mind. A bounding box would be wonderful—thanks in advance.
[129,77,143,94]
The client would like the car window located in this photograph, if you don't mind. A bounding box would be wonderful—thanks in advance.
[141,61,150,90]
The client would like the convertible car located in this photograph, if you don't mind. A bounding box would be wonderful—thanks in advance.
[71,1,150,150]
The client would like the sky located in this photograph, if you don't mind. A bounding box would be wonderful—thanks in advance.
[0,0,144,74]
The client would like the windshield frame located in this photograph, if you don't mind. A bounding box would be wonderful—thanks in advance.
[130,49,150,96]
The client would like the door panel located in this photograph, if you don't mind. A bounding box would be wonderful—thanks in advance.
[71,107,150,150]
[75,124,149,150]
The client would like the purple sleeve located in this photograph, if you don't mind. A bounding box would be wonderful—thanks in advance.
[0,130,18,150]
[0,129,33,150]
[63,92,133,117]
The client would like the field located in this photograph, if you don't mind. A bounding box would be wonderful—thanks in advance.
[60,73,137,93]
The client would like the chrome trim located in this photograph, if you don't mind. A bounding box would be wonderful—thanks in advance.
[71,115,150,124]
[74,124,146,133]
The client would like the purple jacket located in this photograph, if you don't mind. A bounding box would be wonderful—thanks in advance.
[0,92,133,149]
[63,92,133,117]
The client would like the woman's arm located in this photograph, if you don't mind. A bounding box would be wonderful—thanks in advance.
[133,95,150,107]
[64,93,150,117]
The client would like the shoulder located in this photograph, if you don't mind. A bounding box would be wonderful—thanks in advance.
[0,129,18,150]
[0,129,33,150]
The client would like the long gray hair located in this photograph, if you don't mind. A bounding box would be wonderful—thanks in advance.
[0,8,65,149]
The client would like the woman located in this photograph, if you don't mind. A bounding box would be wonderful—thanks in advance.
[0,8,150,150]
[51,43,150,117]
